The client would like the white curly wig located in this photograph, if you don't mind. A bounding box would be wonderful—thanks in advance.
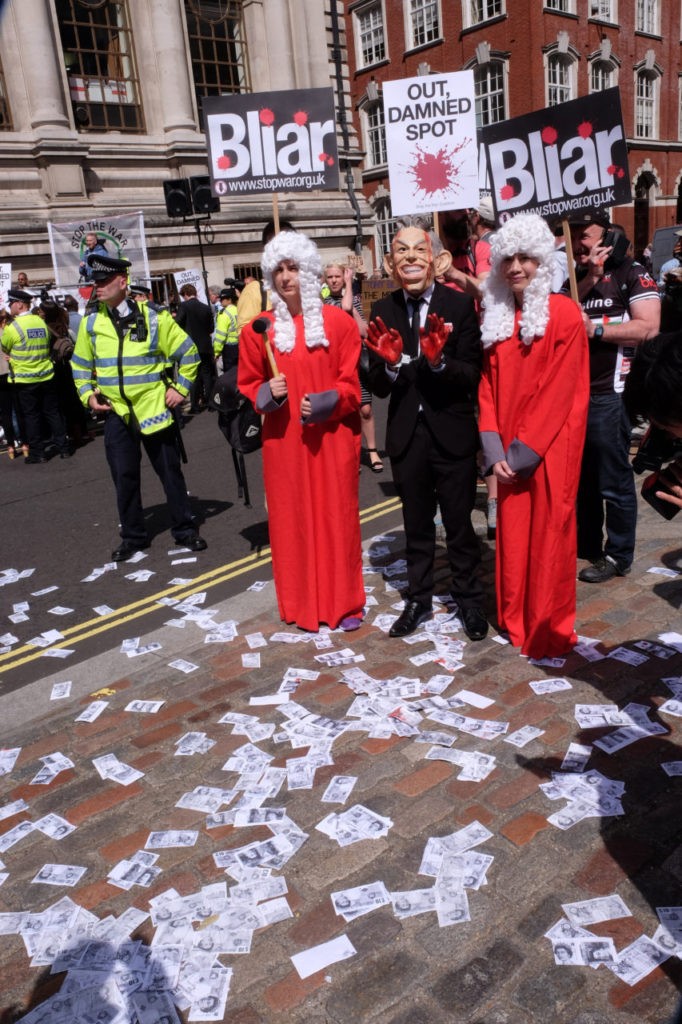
[261,231,327,354]
[480,213,556,348]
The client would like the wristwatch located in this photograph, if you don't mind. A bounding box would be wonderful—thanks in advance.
[593,325,604,340]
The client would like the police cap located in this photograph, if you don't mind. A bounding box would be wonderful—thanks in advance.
[7,288,33,304]
[129,280,150,296]
[87,253,131,280]
[219,288,235,301]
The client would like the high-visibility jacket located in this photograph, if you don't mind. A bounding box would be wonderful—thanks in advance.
[71,301,200,435]
[214,303,238,356]
[1,312,54,384]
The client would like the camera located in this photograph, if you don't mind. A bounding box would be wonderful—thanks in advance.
[641,465,681,520]
[632,425,682,474]
[602,229,630,266]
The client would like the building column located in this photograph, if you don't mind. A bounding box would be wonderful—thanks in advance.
[14,0,70,131]
[147,0,197,135]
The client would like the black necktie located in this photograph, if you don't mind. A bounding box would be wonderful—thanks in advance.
[407,298,422,357]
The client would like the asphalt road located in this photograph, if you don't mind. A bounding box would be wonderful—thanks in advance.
[0,401,403,695]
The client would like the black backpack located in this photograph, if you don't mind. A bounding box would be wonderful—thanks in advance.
[209,367,262,455]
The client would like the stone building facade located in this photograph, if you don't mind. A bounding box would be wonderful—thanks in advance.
[0,0,372,289]
[344,0,682,262]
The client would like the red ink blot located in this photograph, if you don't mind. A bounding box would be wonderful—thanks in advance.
[293,110,308,126]
[318,152,327,163]
[326,157,335,167]
[217,155,232,170]
[577,120,593,139]
[541,126,558,146]
[259,108,275,126]
[500,184,516,201]
[616,167,625,178]
[405,141,471,200]
[606,164,616,175]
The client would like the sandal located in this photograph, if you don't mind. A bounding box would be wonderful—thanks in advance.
[367,448,383,473]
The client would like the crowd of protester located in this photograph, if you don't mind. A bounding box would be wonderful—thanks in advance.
[2,202,677,660]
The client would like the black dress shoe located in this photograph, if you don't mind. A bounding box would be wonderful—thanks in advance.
[578,556,630,583]
[389,600,431,638]
[460,606,489,641]
[180,535,208,552]
[24,454,48,464]
[112,541,150,562]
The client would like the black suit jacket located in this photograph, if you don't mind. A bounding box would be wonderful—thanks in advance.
[368,282,481,460]
[176,297,214,355]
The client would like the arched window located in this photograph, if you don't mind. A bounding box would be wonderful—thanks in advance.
[590,58,617,92]
[184,0,250,127]
[634,66,661,139]
[474,59,507,127]
[547,52,575,105]
[373,195,399,263]
[56,0,143,132]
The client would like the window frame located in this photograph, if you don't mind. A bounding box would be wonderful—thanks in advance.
[184,0,250,129]
[589,0,616,21]
[362,99,387,170]
[635,0,660,34]
[353,0,388,70]
[544,0,576,14]
[473,58,508,128]
[461,0,505,31]
[545,49,577,107]
[634,66,660,139]
[589,57,617,93]
[56,0,144,133]
[404,0,441,51]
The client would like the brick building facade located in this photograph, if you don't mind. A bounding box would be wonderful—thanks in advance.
[344,0,682,263]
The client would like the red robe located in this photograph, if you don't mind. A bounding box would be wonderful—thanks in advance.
[478,294,589,658]
[238,304,365,631]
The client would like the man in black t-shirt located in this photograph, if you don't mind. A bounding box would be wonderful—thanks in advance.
[568,209,660,583]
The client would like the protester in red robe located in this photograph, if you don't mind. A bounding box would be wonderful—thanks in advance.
[478,213,589,658]
[238,231,365,632]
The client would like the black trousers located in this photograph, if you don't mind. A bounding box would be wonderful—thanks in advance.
[391,418,484,609]
[191,352,217,408]
[104,414,197,544]
[14,379,68,456]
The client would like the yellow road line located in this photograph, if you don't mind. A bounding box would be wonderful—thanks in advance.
[0,496,402,675]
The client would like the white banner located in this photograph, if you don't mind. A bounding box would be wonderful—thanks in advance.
[47,212,149,291]
[173,269,207,306]
[383,71,479,217]
[0,263,10,309]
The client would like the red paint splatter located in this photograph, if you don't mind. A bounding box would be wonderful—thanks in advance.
[577,120,593,139]
[500,184,516,201]
[541,126,558,146]
[318,152,327,163]
[259,107,275,126]
[293,110,308,126]
[326,157,335,167]
[616,167,625,178]
[404,140,471,200]
[606,164,616,175]
[217,155,232,170]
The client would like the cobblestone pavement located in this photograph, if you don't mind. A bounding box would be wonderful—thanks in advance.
[1,493,681,1023]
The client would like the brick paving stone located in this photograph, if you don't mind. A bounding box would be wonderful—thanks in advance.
[500,811,551,847]
[431,939,524,1015]
[1,500,681,1024]
[391,760,453,797]
[263,968,327,1012]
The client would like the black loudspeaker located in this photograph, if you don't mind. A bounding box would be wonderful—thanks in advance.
[163,178,192,218]
[190,175,220,214]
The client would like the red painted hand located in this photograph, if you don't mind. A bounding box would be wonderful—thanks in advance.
[366,316,403,366]
[420,313,448,366]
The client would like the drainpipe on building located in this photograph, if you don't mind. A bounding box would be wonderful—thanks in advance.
[330,0,365,256]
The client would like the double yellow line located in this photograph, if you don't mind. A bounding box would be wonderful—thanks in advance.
[0,496,401,675]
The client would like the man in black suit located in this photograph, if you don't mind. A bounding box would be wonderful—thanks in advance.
[176,283,216,412]
[367,224,487,641]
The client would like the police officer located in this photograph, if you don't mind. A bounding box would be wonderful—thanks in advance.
[71,253,207,561]
[1,287,71,463]
[214,287,239,370]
